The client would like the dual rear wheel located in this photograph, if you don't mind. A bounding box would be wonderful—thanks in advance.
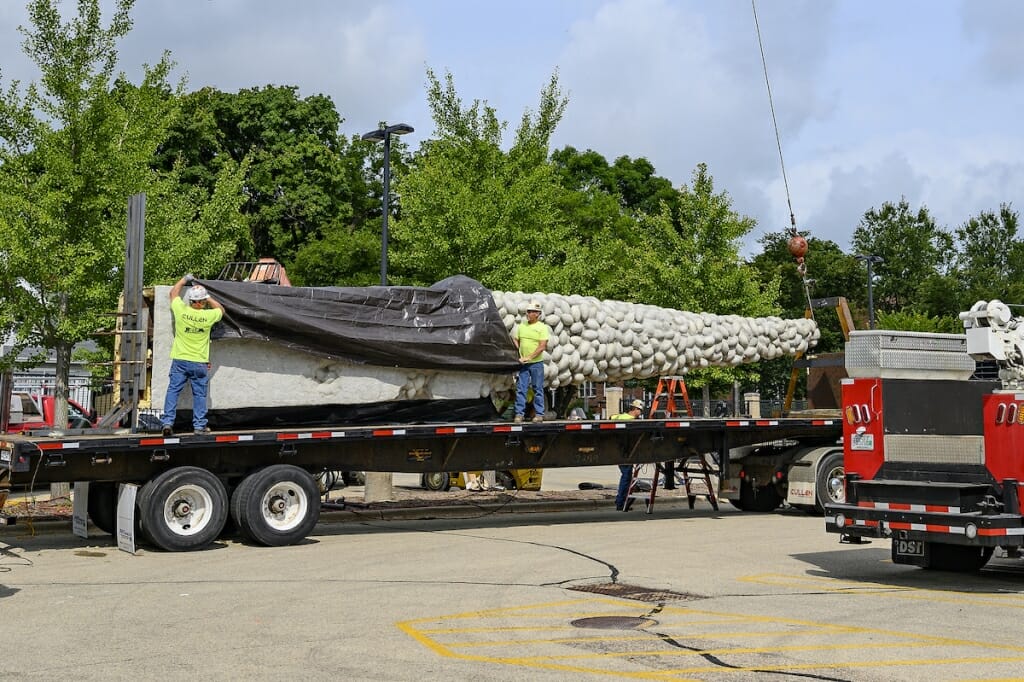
[114,464,319,551]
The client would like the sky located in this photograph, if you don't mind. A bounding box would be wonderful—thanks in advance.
[1,0,1022,256]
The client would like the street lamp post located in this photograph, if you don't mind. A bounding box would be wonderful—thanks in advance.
[361,123,413,503]
[361,123,414,286]
[854,254,884,329]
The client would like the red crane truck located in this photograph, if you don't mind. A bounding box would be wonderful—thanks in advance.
[825,300,1024,571]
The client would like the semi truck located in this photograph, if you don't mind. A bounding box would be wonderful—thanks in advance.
[825,300,1024,571]
[0,196,846,551]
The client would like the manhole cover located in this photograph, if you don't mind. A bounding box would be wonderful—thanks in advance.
[570,616,657,630]
[569,582,703,603]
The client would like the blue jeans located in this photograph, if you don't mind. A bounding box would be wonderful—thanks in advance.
[514,361,546,417]
[615,465,633,509]
[162,359,210,430]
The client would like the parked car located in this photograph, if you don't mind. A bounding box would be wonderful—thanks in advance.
[4,392,95,433]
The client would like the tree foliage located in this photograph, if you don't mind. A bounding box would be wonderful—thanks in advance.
[951,204,1024,307]
[0,0,247,422]
[391,69,572,289]
[156,85,369,271]
[850,198,951,313]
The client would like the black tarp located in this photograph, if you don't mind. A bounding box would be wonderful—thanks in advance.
[200,275,520,373]
[165,398,502,431]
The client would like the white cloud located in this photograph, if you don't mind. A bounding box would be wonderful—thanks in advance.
[960,0,1024,84]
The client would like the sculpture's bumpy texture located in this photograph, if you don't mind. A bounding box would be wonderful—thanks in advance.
[493,291,820,388]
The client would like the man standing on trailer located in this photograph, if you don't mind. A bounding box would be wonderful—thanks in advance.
[160,274,224,436]
[512,300,550,423]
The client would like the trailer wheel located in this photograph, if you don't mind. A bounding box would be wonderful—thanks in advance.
[924,543,995,572]
[137,467,228,552]
[421,472,451,491]
[87,481,118,535]
[232,465,320,547]
[814,451,845,513]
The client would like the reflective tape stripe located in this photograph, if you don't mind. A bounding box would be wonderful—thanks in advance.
[857,501,961,514]
[978,527,1024,536]
[215,435,254,443]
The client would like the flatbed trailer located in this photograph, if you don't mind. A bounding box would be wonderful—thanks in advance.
[1,415,840,551]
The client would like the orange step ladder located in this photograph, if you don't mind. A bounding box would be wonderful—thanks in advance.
[648,375,693,418]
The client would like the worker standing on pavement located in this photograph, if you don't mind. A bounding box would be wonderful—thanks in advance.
[612,399,645,510]
[512,301,550,423]
[160,274,224,436]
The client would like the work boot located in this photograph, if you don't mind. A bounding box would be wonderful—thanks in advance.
[513,415,524,423]
[532,415,543,423]
[193,427,212,435]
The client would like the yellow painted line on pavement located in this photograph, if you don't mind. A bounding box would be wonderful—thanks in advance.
[399,597,1024,679]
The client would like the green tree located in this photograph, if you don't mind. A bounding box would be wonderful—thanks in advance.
[952,204,1024,306]
[850,198,951,314]
[391,69,572,289]
[156,85,371,269]
[0,0,247,427]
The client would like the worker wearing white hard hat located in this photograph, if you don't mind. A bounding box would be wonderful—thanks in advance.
[160,274,224,436]
[512,300,550,423]
[611,398,646,510]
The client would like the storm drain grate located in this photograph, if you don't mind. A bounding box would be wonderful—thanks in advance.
[568,582,704,603]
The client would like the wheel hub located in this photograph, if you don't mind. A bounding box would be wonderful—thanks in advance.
[268,495,287,514]
[173,499,192,517]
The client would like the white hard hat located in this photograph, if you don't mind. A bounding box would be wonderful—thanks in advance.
[527,300,542,312]
[630,399,644,410]
[186,285,210,302]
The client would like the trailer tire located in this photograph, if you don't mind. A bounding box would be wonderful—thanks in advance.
[87,481,118,535]
[137,467,228,552]
[814,451,845,513]
[924,543,994,572]
[421,472,451,491]
[232,465,320,547]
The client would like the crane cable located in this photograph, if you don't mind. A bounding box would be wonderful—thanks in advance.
[752,0,814,316]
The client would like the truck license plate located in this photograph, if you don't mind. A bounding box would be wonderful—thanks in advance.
[895,539,925,557]
[850,432,874,451]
